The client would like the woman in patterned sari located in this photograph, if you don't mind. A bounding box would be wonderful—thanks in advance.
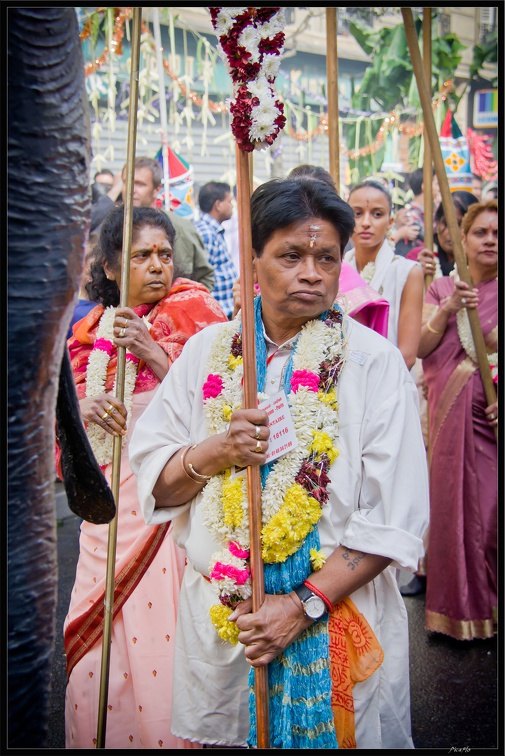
[418,200,498,640]
[57,205,227,748]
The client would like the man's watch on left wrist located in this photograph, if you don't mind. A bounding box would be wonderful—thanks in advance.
[293,583,327,621]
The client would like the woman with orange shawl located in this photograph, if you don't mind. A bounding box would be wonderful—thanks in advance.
[58,205,227,748]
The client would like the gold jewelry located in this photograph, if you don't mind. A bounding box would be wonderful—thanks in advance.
[255,440,263,453]
[255,425,261,440]
[119,327,127,338]
[100,410,110,421]
[104,404,115,416]
[426,321,443,335]
[181,445,211,483]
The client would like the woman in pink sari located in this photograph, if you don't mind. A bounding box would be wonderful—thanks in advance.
[57,205,227,748]
[418,200,498,640]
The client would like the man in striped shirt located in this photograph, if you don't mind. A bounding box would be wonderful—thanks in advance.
[196,182,237,318]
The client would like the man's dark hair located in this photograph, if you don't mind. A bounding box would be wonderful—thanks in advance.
[94,168,114,181]
[348,179,392,212]
[123,156,163,189]
[198,181,231,213]
[86,205,176,306]
[408,168,426,197]
[288,164,337,192]
[250,177,355,257]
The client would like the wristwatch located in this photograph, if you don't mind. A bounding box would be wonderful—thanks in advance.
[293,583,326,620]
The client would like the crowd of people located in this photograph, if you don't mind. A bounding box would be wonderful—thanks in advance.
[57,156,497,748]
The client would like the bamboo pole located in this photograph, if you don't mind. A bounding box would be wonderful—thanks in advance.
[235,145,270,748]
[153,8,171,212]
[422,8,434,290]
[325,8,340,190]
[402,8,497,439]
[96,8,142,747]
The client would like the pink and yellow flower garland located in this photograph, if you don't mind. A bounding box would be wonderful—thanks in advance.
[200,311,346,643]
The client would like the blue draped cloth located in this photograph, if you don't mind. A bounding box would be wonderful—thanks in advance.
[246,297,338,749]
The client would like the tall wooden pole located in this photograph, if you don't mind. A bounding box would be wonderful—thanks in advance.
[422,8,434,290]
[153,8,171,211]
[235,145,270,748]
[96,8,142,747]
[326,8,340,190]
[402,8,497,437]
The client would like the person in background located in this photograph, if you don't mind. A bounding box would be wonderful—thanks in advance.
[407,191,479,280]
[418,200,498,640]
[471,173,483,200]
[392,168,429,257]
[94,168,114,187]
[195,181,237,318]
[89,157,215,292]
[222,183,240,275]
[481,181,497,202]
[66,233,100,339]
[400,190,479,596]
[58,204,227,749]
[130,176,429,750]
[345,180,424,371]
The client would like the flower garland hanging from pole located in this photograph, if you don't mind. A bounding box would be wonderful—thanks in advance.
[210,6,286,152]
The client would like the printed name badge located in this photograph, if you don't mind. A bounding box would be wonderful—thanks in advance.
[259,389,298,464]
[230,390,298,478]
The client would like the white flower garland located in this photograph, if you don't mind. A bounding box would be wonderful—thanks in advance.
[456,308,498,381]
[359,261,376,284]
[451,270,498,382]
[85,306,139,466]
[201,314,346,608]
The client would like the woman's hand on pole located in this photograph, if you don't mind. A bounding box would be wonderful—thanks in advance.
[441,280,479,315]
[79,393,127,437]
[113,306,169,380]
[485,401,498,428]
[417,248,437,278]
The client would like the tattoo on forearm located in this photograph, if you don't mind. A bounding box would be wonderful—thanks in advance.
[341,549,366,571]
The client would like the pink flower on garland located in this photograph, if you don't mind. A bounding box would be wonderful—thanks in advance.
[291,369,320,393]
[210,561,250,585]
[203,374,224,400]
[126,353,140,364]
[94,338,113,355]
[229,541,250,559]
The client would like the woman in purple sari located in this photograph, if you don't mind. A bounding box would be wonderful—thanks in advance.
[418,200,498,640]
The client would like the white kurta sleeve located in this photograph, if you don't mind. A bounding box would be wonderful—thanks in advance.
[340,361,429,570]
[129,328,211,526]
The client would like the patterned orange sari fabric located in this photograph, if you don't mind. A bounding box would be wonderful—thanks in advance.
[68,277,228,400]
[329,598,384,748]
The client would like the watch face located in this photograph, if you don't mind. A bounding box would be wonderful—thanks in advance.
[304,594,326,620]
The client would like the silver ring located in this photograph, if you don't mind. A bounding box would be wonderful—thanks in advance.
[461,298,467,305]
[255,425,261,440]
[119,327,127,338]
[489,414,495,421]
[254,440,262,453]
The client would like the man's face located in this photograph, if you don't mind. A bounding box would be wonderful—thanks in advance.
[253,217,342,342]
[125,167,160,208]
[215,191,234,223]
[471,176,482,200]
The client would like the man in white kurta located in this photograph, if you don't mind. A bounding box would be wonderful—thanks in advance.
[130,312,429,749]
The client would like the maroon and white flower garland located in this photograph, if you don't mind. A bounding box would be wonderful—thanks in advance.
[210,7,286,152]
